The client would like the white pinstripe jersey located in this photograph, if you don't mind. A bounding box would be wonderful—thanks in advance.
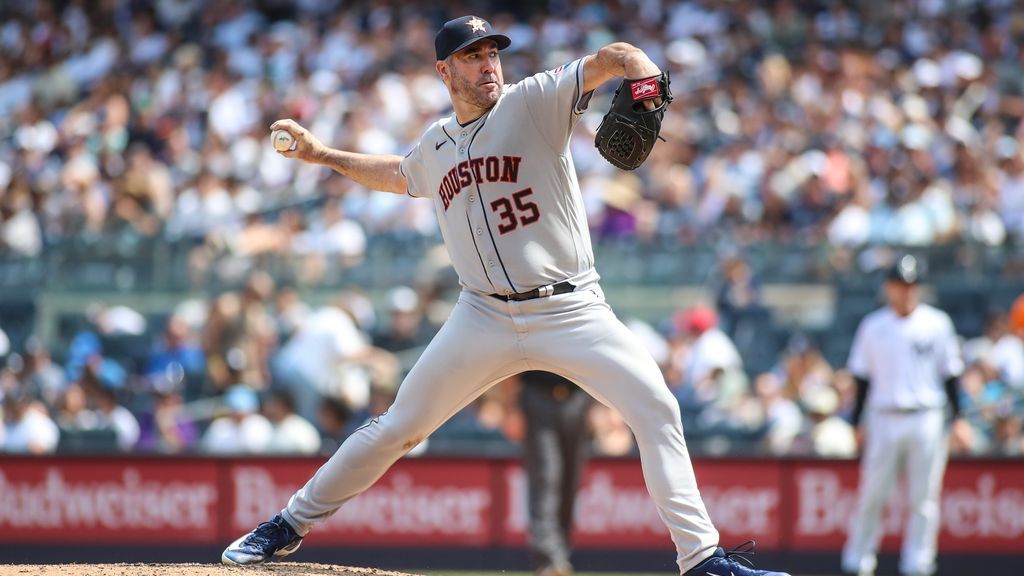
[848,303,964,411]
[400,58,596,296]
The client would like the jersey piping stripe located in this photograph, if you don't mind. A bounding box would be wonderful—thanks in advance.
[573,58,595,114]
[440,123,457,146]
[572,60,581,123]
[466,111,519,293]
[465,210,497,291]
[398,157,416,197]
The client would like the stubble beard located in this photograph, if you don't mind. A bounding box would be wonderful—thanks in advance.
[450,67,501,110]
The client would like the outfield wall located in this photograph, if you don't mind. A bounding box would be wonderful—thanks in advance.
[1,456,1022,572]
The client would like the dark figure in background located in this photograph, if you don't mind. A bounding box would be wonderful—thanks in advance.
[714,253,763,336]
[519,370,592,576]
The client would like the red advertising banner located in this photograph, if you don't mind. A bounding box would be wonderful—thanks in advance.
[0,456,1021,552]
[226,458,496,547]
[501,459,780,549]
[0,458,220,543]
[789,460,1024,552]
[502,459,669,549]
[693,459,783,549]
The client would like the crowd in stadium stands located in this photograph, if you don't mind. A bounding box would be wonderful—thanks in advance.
[2,0,1024,457]
[2,270,1023,457]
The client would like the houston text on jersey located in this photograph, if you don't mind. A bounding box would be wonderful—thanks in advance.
[438,155,522,210]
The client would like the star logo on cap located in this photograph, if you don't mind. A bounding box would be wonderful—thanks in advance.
[466,16,486,33]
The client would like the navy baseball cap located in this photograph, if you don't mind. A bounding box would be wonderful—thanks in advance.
[435,16,511,61]
[887,254,922,284]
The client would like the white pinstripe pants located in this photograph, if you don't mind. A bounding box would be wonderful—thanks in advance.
[842,408,949,576]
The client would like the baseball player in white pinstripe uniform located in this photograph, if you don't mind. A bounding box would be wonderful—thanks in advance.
[222,15,789,576]
[841,255,971,576]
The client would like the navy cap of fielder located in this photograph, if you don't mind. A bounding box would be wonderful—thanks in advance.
[887,254,922,284]
[435,16,511,61]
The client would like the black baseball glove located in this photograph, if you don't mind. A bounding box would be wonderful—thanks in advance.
[594,73,673,171]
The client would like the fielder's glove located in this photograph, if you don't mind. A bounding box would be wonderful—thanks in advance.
[594,73,673,171]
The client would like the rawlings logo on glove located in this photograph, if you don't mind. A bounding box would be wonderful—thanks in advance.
[630,78,660,100]
[595,73,673,171]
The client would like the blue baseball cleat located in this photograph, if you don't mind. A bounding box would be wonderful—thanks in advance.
[221,514,303,565]
[683,541,791,576]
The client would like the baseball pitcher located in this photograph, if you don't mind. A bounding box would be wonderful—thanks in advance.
[222,15,789,576]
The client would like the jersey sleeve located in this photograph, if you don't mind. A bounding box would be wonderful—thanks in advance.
[847,317,871,378]
[399,138,432,198]
[518,57,594,152]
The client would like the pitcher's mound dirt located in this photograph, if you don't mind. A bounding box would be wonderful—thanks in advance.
[0,563,423,576]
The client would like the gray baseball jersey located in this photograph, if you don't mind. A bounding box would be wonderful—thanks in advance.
[279,58,721,574]
[400,58,596,295]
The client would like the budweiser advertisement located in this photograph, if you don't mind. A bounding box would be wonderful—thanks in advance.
[792,460,1024,552]
[0,458,220,543]
[227,458,495,547]
[0,456,1021,551]
[504,459,781,548]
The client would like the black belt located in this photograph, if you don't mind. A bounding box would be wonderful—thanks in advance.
[490,281,576,302]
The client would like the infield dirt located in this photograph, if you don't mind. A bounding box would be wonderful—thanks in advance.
[0,563,421,576]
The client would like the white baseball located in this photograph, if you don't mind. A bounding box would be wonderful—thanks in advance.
[271,129,296,152]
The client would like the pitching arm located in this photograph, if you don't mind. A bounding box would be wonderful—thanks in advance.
[270,119,407,195]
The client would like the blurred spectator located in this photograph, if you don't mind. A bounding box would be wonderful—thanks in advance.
[372,286,433,353]
[54,383,99,432]
[751,372,803,455]
[778,334,834,401]
[317,397,354,456]
[431,383,516,452]
[272,285,312,344]
[92,385,140,452]
[274,291,397,422]
[272,299,373,423]
[136,378,200,453]
[955,363,998,455]
[674,305,746,411]
[95,305,148,336]
[290,198,367,283]
[714,254,763,332]
[202,288,274,392]
[591,174,643,240]
[201,384,272,454]
[20,339,67,407]
[145,315,207,400]
[2,390,60,454]
[0,178,41,257]
[1008,294,1024,390]
[964,310,1024,391]
[264,389,321,454]
[992,412,1024,456]
[795,384,856,458]
[588,402,634,456]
